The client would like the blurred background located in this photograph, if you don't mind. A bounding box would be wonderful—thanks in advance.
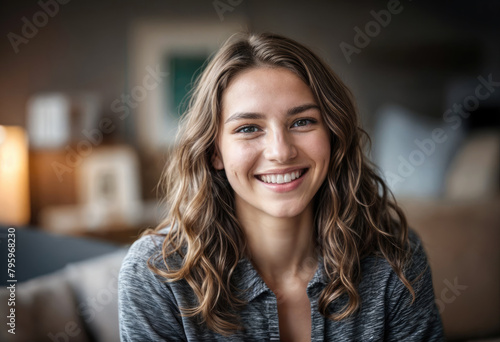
[0,0,499,341]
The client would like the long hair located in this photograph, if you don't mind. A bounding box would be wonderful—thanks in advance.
[146,32,414,335]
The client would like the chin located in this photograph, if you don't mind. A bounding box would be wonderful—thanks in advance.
[265,204,308,219]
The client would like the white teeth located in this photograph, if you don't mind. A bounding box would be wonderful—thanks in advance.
[259,170,303,184]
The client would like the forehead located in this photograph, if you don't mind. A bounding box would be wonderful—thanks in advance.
[221,67,317,119]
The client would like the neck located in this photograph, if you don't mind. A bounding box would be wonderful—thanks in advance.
[237,202,318,289]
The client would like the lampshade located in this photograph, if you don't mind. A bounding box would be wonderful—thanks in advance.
[0,125,30,225]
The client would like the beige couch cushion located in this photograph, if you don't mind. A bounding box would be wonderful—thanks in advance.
[399,197,500,340]
[0,270,91,342]
[445,130,500,200]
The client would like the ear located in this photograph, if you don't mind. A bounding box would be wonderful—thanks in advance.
[211,147,224,170]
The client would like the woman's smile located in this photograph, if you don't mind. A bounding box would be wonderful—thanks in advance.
[254,168,309,193]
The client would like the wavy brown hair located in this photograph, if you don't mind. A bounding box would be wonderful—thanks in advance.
[146,32,415,335]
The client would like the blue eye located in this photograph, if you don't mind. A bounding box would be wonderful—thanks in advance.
[236,125,259,134]
[292,119,315,127]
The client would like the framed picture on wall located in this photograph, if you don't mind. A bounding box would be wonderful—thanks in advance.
[129,18,247,153]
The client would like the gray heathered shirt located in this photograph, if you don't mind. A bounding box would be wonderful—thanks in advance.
[118,228,444,341]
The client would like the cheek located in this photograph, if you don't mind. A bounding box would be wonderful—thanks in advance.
[222,142,260,179]
[304,131,331,164]
[314,143,331,164]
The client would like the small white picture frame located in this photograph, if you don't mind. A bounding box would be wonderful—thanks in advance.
[77,146,142,230]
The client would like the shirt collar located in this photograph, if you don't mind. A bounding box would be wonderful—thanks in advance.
[233,255,329,302]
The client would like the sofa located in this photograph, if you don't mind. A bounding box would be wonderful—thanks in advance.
[0,228,125,342]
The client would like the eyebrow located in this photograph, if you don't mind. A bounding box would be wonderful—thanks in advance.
[224,103,320,124]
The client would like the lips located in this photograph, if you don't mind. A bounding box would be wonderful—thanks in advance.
[256,169,307,184]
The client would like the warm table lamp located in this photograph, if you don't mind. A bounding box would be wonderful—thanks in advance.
[0,125,30,225]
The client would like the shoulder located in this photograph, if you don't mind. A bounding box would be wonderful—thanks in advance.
[405,229,430,279]
[358,228,438,317]
[357,228,435,307]
[325,230,444,340]
[399,228,430,284]
[123,227,168,261]
[119,227,183,286]
[118,227,186,313]
[360,228,429,282]
[118,227,190,341]
[358,229,442,323]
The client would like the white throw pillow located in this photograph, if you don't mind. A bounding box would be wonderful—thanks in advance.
[372,104,465,198]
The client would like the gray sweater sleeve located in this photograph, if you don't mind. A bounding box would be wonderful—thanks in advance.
[118,235,187,342]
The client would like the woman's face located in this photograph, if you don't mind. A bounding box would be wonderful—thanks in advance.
[213,67,331,220]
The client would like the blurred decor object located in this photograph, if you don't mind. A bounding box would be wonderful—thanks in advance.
[0,126,30,225]
[445,129,500,200]
[168,53,208,116]
[27,92,102,150]
[71,93,102,143]
[40,146,142,233]
[29,150,77,225]
[78,146,142,229]
[27,93,70,149]
[373,104,465,198]
[40,204,89,234]
[130,18,246,152]
[27,92,107,227]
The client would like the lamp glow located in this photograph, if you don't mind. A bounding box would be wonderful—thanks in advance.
[0,125,30,225]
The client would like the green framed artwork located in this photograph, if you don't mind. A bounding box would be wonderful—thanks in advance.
[167,54,209,117]
[130,19,246,150]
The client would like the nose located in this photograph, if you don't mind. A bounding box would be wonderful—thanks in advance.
[263,129,297,163]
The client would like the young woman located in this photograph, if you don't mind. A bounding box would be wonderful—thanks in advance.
[118,32,444,341]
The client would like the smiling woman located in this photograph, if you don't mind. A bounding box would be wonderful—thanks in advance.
[118,32,444,342]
